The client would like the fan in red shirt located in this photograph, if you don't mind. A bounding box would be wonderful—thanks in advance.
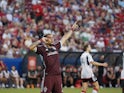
[29,21,78,93]
[32,1,44,24]
[0,60,6,70]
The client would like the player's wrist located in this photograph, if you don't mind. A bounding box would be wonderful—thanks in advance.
[38,40,41,43]
[71,27,74,31]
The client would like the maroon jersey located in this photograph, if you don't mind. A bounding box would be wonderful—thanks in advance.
[36,42,61,76]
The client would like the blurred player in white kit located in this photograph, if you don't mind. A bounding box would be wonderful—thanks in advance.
[80,43,108,93]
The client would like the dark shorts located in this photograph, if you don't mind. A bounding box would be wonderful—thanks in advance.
[121,80,124,88]
[41,75,63,93]
[82,76,97,83]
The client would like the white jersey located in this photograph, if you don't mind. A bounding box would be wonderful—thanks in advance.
[121,69,124,79]
[3,70,10,78]
[11,70,19,78]
[80,52,94,79]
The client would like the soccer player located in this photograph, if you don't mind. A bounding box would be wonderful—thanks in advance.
[80,43,108,93]
[29,21,78,93]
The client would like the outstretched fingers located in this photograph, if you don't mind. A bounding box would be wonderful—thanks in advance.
[72,21,79,30]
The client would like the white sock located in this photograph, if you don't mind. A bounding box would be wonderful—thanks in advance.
[92,89,98,93]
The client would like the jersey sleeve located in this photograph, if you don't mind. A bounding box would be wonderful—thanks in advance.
[36,46,40,54]
[36,45,44,55]
[55,41,61,50]
[88,54,94,63]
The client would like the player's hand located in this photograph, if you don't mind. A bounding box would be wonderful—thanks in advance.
[103,63,108,67]
[72,21,79,31]
[40,37,47,43]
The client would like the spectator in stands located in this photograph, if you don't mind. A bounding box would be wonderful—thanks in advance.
[0,0,8,12]
[97,55,106,88]
[121,68,124,93]
[2,67,10,88]
[68,38,77,51]
[0,66,3,88]
[36,65,44,88]
[0,60,6,70]
[10,66,24,88]
[26,67,37,88]
[105,66,116,87]
[32,0,43,24]
[116,66,123,87]
[71,67,80,87]
[62,66,74,88]
[96,37,105,51]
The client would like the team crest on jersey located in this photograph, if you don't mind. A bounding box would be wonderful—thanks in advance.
[46,46,58,56]
[43,86,48,93]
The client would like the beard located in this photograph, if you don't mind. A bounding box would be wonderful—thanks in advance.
[45,40,53,46]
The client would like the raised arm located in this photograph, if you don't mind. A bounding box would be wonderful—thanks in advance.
[29,37,47,51]
[60,21,78,46]
[29,40,41,51]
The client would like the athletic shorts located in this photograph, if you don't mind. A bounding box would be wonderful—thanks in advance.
[121,80,124,88]
[82,76,97,83]
[41,75,63,93]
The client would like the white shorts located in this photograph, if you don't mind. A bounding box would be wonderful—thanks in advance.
[82,76,97,83]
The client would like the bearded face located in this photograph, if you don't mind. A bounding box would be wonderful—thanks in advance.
[44,34,54,45]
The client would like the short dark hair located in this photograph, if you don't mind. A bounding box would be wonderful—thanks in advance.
[83,43,90,51]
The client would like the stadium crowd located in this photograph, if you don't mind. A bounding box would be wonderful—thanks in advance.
[0,0,124,58]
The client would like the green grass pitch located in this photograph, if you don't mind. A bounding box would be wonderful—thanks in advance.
[0,88,122,93]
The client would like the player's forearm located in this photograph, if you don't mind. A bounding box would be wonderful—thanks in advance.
[91,61,104,66]
[60,21,78,45]
[60,30,73,45]
[63,30,73,40]
[29,40,41,50]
